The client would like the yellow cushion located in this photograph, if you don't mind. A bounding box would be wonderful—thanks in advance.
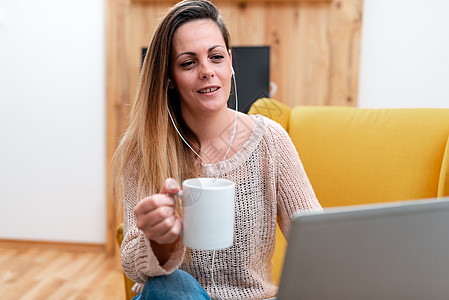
[247,98,291,131]
[289,106,449,207]
[271,224,287,285]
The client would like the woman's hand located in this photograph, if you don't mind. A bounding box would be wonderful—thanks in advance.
[134,178,182,245]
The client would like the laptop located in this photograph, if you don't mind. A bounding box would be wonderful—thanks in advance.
[277,197,449,300]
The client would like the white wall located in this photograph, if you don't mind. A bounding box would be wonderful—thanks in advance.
[358,0,449,108]
[0,0,105,243]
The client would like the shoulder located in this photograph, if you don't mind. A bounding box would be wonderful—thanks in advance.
[251,114,290,141]
[236,111,256,130]
[253,115,300,161]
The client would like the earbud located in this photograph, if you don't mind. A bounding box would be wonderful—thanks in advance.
[167,78,174,89]
[231,66,235,75]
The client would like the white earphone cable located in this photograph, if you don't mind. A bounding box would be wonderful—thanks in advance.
[216,71,238,178]
[167,107,207,165]
[212,250,225,300]
[167,70,238,179]
[168,69,238,300]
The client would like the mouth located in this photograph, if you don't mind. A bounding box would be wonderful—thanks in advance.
[198,87,220,94]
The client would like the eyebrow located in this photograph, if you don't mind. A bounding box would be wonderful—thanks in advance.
[176,45,225,60]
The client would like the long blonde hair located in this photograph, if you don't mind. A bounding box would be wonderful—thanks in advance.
[112,0,231,205]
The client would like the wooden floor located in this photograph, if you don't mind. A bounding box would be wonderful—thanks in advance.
[0,241,125,300]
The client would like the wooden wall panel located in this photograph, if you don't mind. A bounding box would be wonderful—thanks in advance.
[328,0,363,106]
[220,2,267,45]
[106,0,363,260]
[267,3,332,106]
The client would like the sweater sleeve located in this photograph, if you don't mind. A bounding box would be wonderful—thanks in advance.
[268,120,323,238]
[120,163,185,284]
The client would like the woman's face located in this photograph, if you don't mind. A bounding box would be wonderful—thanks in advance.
[170,19,232,119]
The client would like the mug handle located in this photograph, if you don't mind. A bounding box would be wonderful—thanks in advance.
[168,191,183,197]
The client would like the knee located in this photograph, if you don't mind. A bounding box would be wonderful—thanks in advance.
[142,269,210,300]
[147,269,196,289]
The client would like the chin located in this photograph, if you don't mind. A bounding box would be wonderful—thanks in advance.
[200,103,228,114]
[198,98,228,112]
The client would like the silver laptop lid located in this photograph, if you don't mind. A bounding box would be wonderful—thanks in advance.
[277,197,449,300]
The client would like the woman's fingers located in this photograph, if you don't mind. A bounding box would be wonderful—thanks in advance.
[159,178,180,195]
[150,214,182,244]
[136,202,174,228]
[133,178,182,244]
[134,194,175,216]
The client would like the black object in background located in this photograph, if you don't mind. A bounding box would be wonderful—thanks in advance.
[141,46,270,113]
[231,46,270,113]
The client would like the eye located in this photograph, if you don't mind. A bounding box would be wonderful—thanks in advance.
[180,60,196,69]
[210,54,224,62]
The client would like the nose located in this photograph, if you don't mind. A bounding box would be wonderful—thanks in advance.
[198,62,215,79]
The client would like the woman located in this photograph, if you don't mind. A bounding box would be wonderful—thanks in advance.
[113,0,322,299]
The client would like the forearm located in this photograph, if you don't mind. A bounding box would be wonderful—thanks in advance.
[121,228,185,283]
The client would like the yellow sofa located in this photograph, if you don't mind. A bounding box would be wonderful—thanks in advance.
[117,98,449,298]
[248,98,449,283]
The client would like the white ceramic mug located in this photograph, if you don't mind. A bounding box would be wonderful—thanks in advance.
[177,178,235,250]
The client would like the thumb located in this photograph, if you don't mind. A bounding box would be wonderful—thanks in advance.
[160,178,180,195]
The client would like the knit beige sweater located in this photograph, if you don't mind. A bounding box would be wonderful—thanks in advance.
[121,115,322,299]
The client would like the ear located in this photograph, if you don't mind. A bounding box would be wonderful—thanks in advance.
[168,78,175,89]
